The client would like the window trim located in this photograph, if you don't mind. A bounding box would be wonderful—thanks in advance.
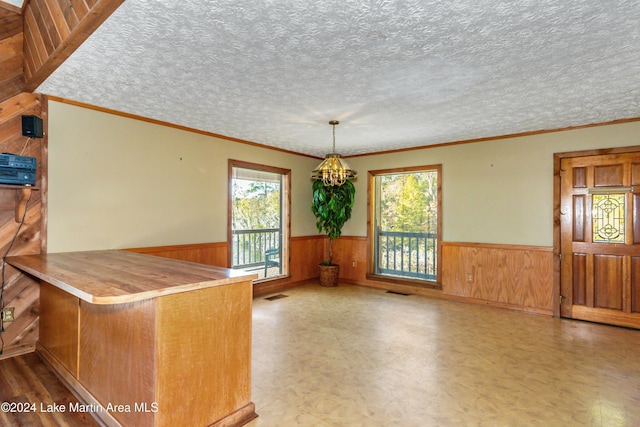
[367,164,442,289]
[228,159,291,282]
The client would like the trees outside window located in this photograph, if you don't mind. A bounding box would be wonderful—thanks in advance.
[370,165,441,286]
[229,161,290,281]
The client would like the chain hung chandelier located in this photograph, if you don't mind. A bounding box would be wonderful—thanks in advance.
[311,120,358,186]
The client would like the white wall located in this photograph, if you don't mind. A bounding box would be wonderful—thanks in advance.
[344,121,640,246]
[47,100,320,252]
[48,99,640,251]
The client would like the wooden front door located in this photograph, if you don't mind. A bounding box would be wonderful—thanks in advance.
[560,152,640,329]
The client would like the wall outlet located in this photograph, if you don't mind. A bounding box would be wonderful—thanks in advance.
[466,273,473,282]
[2,307,14,322]
[351,261,356,267]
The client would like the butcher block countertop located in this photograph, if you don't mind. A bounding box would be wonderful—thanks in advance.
[6,250,257,305]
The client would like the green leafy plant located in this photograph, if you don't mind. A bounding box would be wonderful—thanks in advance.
[311,179,356,265]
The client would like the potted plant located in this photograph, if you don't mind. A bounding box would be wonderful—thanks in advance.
[311,179,356,286]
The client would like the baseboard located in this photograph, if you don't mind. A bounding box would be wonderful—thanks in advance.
[37,343,122,426]
[211,402,258,427]
[342,278,553,316]
[253,278,314,297]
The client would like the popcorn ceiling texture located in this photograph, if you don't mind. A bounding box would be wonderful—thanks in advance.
[36,0,640,157]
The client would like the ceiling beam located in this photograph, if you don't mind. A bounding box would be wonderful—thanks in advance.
[23,0,124,92]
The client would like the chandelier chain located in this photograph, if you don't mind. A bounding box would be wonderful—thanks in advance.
[332,122,336,153]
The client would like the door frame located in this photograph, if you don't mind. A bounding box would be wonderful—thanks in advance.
[553,145,640,318]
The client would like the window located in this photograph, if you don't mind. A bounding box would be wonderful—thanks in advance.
[228,160,290,281]
[369,165,441,286]
[592,193,625,243]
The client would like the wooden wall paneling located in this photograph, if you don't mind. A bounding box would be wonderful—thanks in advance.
[0,269,39,354]
[0,8,22,40]
[0,93,45,359]
[126,242,229,267]
[127,237,328,297]
[23,10,45,79]
[332,236,367,283]
[289,235,324,281]
[441,242,554,313]
[127,238,556,315]
[252,236,325,297]
[23,0,125,91]
[0,32,24,101]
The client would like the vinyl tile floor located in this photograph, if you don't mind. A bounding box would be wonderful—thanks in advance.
[246,283,640,427]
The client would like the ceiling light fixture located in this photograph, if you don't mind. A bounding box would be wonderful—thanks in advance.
[311,120,357,186]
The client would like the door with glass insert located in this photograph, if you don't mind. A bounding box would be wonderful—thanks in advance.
[560,152,640,328]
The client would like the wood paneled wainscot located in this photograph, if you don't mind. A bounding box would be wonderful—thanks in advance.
[7,250,258,427]
[442,242,554,315]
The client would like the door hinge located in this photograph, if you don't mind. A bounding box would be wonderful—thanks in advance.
[558,252,562,261]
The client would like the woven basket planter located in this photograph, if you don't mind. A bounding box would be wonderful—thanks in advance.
[319,264,339,287]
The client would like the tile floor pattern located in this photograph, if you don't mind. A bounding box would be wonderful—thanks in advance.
[247,283,640,427]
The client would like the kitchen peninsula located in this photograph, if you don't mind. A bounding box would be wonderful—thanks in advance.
[7,250,258,427]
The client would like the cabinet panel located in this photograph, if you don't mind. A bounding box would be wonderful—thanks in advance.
[79,299,156,427]
[39,281,79,376]
[156,282,253,427]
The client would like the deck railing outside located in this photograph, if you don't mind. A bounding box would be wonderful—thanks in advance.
[231,228,281,276]
[375,230,437,281]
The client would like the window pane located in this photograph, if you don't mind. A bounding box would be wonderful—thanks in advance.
[592,193,625,243]
[231,166,285,280]
[374,169,439,282]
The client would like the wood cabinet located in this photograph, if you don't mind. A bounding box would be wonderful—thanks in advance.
[8,250,257,427]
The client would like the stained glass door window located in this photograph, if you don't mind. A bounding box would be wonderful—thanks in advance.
[592,193,625,243]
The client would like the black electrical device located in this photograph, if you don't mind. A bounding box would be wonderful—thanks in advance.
[0,153,36,186]
[22,115,44,138]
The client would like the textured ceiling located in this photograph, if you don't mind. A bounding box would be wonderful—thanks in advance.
[0,0,23,7]
[36,0,640,157]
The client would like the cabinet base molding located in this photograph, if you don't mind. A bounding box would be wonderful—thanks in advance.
[37,343,122,427]
[211,402,258,427]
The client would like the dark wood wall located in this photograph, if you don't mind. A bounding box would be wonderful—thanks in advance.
[23,0,124,91]
[0,93,46,359]
[0,3,44,360]
[0,0,123,361]
[0,4,24,100]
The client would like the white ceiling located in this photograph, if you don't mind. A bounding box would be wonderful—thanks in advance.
[1,0,22,7]
[32,0,640,157]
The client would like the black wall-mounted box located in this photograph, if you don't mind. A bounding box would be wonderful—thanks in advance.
[22,115,44,138]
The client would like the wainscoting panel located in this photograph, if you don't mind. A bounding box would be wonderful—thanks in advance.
[126,242,228,267]
[126,236,327,296]
[125,238,555,315]
[331,236,368,283]
[442,242,554,314]
[290,236,325,282]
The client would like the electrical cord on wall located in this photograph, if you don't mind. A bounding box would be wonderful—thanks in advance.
[19,137,32,156]
[0,205,28,355]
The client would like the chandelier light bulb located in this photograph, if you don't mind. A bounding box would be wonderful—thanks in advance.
[311,121,357,186]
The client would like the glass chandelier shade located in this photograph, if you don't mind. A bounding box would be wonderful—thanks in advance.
[311,121,358,186]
